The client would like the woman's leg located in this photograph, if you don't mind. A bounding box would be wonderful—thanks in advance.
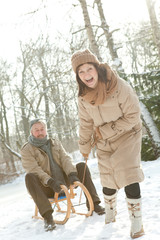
[125,183,144,238]
[103,187,117,224]
[125,182,141,199]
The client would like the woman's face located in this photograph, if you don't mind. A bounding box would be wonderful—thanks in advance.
[78,63,98,89]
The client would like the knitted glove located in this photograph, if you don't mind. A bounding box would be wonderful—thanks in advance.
[47,178,62,193]
[68,172,80,185]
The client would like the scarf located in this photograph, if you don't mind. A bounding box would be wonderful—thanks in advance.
[28,135,48,147]
[82,63,118,106]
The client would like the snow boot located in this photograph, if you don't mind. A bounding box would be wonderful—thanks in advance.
[94,203,105,215]
[43,211,56,231]
[126,198,145,239]
[104,192,117,224]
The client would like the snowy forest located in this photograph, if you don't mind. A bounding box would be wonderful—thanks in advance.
[0,0,160,184]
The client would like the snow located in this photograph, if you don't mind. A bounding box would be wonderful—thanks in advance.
[0,156,160,240]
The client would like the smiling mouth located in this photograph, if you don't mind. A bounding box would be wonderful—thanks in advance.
[86,77,93,83]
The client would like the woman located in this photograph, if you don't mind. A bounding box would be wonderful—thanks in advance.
[71,49,145,239]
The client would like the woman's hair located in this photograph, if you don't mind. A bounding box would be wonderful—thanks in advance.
[76,62,107,96]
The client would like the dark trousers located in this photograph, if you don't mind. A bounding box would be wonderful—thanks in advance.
[25,162,100,217]
[103,182,141,199]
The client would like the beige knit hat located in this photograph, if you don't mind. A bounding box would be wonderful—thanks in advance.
[71,49,100,73]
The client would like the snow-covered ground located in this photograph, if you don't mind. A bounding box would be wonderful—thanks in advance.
[0,156,160,240]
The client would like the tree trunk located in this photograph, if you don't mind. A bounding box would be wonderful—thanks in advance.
[145,0,160,59]
[140,101,160,155]
[78,0,102,61]
[95,0,123,71]
[0,94,10,145]
[0,134,18,173]
[19,45,30,141]
[38,55,52,137]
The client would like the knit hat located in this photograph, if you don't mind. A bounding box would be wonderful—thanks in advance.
[71,49,100,73]
[29,118,45,129]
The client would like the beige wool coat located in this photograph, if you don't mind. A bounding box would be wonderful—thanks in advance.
[78,77,144,189]
[21,138,77,186]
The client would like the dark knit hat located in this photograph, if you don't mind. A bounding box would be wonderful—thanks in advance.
[29,118,45,129]
[71,49,100,73]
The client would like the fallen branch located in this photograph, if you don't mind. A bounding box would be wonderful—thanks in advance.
[0,133,21,159]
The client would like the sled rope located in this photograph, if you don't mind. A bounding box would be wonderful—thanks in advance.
[79,157,88,204]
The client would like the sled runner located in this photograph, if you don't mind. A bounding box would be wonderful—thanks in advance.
[32,181,94,224]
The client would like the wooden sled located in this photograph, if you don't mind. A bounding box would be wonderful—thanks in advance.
[32,181,94,225]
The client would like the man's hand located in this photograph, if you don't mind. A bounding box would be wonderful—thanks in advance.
[68,172,80,185]
[47,178,62,193]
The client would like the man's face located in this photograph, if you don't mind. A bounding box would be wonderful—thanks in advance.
[31,122,47,139]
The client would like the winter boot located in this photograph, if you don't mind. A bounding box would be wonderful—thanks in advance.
[86,200,105,215]
[43,211,56,231]
[126,198,145,239]
[94,203,105,215]
[104,192,117,224]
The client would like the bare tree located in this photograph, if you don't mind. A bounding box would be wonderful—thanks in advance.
[78,0,102,61]
[145,0,160,59]
[17,37,79,151]
[94,0,123,71]
[37,48,52,137]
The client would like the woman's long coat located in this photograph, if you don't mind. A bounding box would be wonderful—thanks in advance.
[78,77,144,189]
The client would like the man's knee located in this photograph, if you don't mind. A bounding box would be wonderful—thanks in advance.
[76,162,90,182]
[76,162,85,172]
[76,162,90,175]
[25,173,38,186]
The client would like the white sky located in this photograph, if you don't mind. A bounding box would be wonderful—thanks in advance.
[0,0,159,62]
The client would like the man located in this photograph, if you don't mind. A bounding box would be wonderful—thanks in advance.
[21,119,104,231]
